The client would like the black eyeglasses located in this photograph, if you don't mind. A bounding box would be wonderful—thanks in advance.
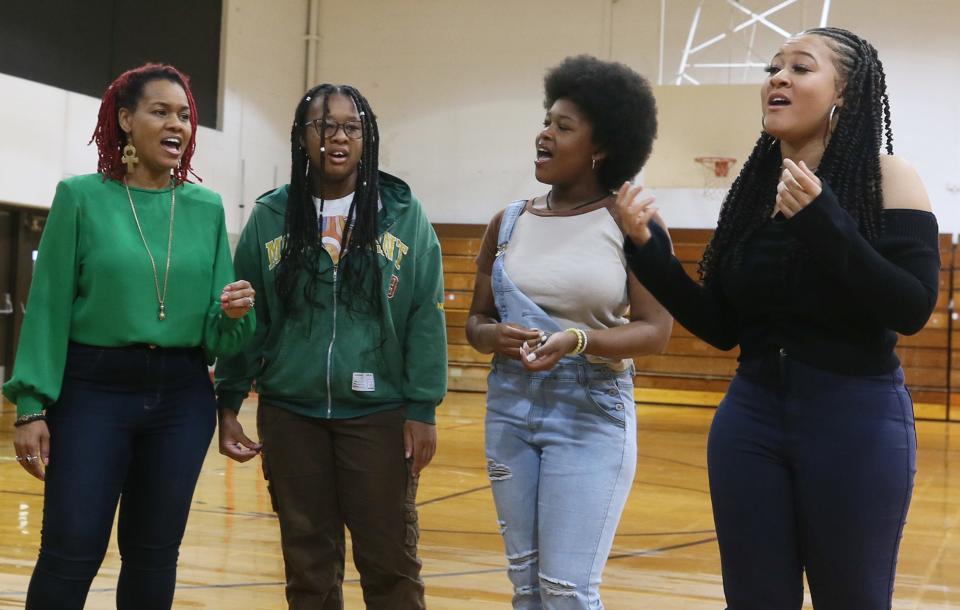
[306,118,363,140]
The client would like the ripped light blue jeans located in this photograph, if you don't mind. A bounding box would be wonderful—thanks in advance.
[485,200,637,609]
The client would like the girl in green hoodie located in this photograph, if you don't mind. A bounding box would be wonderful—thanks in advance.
[215,84,447,610]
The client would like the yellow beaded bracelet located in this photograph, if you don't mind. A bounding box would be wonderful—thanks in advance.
[565,328,588,356]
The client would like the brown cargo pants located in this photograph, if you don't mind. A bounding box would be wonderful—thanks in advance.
[257,403,424,610]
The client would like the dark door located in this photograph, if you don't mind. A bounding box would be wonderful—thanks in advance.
[0,206,48,384]
[0,210,13,383]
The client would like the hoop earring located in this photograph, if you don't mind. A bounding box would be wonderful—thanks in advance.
[761,114,767,132]
[591,158,597,171]
[304,155,310,179]
[828,104,839,134]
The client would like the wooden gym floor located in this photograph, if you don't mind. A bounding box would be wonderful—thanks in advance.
[0,391,958,609]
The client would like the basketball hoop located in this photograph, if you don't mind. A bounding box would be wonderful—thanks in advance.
[694,156,737,202]
[695,156,737,177]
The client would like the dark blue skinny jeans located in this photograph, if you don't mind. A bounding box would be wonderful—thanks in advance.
[708,351,916,610]
[25,342,216,610]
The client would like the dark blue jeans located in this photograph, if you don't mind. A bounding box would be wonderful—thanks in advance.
[708,352,916,610]
[26,342,216,610]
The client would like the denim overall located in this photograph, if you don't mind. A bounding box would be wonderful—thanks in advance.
[485,200,637,610]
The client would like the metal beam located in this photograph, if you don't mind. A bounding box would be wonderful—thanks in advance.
[819,0,832,27]
[676,1,703,85]
[691,62,768,69]
[725,0,794,38]
[731,0,799,34]
[684,0,796,60]
[674,0,830,86]
[690,32,727,55]
[658,0,666,85]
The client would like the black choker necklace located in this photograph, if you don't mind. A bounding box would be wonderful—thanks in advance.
[545,190,611,211]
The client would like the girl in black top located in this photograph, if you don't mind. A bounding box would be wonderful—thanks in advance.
[615,27,938,609]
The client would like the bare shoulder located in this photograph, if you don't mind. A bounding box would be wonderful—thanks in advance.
[879,155,932,212]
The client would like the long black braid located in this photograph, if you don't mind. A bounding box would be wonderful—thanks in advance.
[276,84,382,316]
[699,27,894,286]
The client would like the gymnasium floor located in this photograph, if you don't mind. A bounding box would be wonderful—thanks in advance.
[0,391,957,609]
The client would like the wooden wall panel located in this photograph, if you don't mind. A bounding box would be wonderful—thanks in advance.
[435,223,956,421]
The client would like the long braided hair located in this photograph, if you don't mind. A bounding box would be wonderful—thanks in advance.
[276,84,382,315]
[90,63,200,185]
[699,27,893,286]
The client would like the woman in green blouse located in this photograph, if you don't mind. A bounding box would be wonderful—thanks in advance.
[1,63,255,610]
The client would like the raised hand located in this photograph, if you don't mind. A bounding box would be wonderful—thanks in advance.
[612,181,658,246]
[773,159,822,219]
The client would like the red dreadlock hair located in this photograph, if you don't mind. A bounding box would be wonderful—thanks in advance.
[90,63,200,185]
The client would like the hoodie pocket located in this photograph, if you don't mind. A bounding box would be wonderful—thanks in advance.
[259,319,327,398]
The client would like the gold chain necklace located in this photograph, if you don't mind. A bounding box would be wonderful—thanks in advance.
[124,179,175,321]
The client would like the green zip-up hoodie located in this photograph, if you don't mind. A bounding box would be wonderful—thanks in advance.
[214,172,447,423]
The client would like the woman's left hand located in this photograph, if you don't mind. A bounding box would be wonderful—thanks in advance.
[774,159,822,219]
[404,420,437,477]
[519,330,578,372]
[221,280,256,319]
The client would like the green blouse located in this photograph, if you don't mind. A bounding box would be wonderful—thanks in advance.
[2,173,255,417]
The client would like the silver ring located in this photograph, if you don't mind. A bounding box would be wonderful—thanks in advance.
[247,297,255,308]
[15,456,22,463]
[24,455,35,463]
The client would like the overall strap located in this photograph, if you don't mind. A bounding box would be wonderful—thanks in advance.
[495,200,528,257]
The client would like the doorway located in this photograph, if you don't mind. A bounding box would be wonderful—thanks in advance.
[0,204,48,387]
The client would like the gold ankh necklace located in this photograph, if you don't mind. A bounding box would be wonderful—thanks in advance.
[124,179,175,321]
